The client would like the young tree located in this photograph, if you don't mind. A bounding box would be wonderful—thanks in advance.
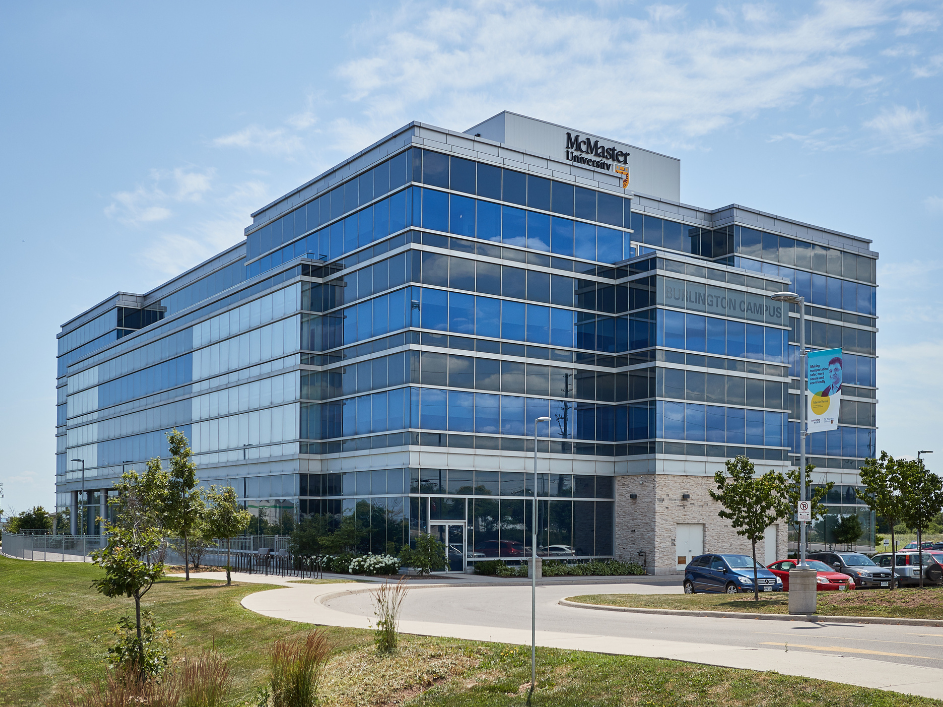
[710,456,789,601]
[858,452,905,590]
[899,458,943,589]
[784,465,833,556]
[5,506,54,534]
[832,514,863,550]
[204,485,251,585]
[163,430,203,581]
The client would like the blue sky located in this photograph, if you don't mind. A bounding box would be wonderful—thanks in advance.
[2,0,942,513]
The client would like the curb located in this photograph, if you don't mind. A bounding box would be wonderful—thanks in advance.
[558,599,943,627]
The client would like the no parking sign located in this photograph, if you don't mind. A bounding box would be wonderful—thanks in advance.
[797,501,812,522]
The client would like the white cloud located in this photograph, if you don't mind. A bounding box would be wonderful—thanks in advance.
[895,9,942,36]
[863,104,943,152]
[104,167,214,225]
[913,53,943,78]
[213,125,305,157]
[925,195,943,212]
[332,0,889,150]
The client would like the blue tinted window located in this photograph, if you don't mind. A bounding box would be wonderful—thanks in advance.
[422,189,448,232]
[550,308,574,347]
[664,401,684,440]
[595,404,614,441]
[371,392,387,433]
[423,150,449,188]
[475,393,500,434]
[373,199,389,241]
[726,408,745,444]
[745,324,764,360]
[576,403,596,440]
[574,222,595,261]
[502,300,526,341]
[356,395,371,435]
[764,327,782,363]
[551,182,574,216]
[745,409,764,446]
[794,270,811,301]
[597,192,622,227]
[477,163,501,200]
[858,284,873,315]
[421,288,448,331]
[449,292,475,334]
[451,157,476,195]
[475,296,501,338]
[527,175,550,211]
[706,405,725,442]
[706,317,725,355]
[526,398,550,436]
[358,205,373,247]
[727,321,745,357]
[450,194,475,237]
[576,318,594,350]
[686,314,706,352]
[575,187,595,221]
[597,316,615,353]
[664,310,685,349]
[826,277,841,308]
[685,403,705,441]
[811,273,826,306]
[373,294,389,337]
[501,396,525,435]
[663,220,683,252]
[768,411,786,447]
[421,388,447,431]
[390,190,406,233]
[389,289,406,331]
[825,428,841,456]
[526,304,550,344]
[643,216,662,247]
[478,200,501,242]
[597,227,622,263]
[356,300,371,341]
[551,217,574,256]
[527,211,550,252]
[503,169,526,206]
[448,391,475,432]
[388,388,405,430]
[503,206,526,247]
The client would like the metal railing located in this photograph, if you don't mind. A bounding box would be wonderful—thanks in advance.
[1,532,105,562]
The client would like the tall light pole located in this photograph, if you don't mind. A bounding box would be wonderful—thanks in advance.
[918,451,933,462]
[770,292,807,565]
[71,459,85,535]
[530,415,551,701]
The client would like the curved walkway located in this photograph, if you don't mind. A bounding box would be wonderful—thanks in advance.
[190,572,943,700]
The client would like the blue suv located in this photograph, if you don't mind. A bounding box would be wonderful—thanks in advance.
[683,554,783,594]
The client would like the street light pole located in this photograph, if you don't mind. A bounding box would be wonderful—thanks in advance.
[771,292,807,565]
[531,415,551,701]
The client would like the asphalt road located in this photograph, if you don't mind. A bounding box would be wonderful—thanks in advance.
[324,583,943,670]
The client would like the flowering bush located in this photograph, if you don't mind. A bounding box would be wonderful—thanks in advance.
[349,553,401,576]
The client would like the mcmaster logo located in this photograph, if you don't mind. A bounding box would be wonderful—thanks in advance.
[564,133,629,174]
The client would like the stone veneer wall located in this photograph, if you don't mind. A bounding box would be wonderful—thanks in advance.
[614,475,788,575]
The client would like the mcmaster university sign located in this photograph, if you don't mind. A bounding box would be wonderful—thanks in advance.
[564,132,630,172]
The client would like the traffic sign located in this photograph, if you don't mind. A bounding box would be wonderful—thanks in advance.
[797,501,812,522]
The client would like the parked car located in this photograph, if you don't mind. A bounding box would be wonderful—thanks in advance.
[766,559,855,591]
[476,540,527,557]
[871,551,943,586]
[539,545,577,557]
[902,541,936,551]
[807,551,892,588]
[683,554,783,594]
[933,542,943,551]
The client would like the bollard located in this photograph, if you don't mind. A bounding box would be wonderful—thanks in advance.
[788,567,818,614]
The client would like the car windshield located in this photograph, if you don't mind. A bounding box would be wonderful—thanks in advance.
[805,560,833,572]
[722,555,764,569]
[841,554,875,566]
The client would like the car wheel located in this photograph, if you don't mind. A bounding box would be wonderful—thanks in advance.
[683,580,695,594]
[927,566,942,584]
[725,583,739,594]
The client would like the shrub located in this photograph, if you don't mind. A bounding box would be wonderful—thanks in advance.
[269,631,331,707]
[476,559,645,577]
[371,577,409,653]
[106,610,175,682]
[399,533,448,575]
[348,553,401,575]
[473,560,525,577]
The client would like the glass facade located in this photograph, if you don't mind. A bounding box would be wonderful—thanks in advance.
[56,120,877,559]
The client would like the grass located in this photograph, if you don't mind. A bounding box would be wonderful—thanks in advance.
[0,556,941,706]
[569,586,943,619]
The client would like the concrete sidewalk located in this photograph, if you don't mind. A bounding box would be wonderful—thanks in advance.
[235,580,943,700]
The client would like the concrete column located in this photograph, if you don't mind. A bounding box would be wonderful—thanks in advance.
[788,567,818,614]
[99,490,107,536]
[70,491,78,535]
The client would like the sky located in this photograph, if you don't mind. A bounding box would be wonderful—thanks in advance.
[1,0,942,514]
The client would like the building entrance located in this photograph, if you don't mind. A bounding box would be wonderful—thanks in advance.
[430,522,466,572]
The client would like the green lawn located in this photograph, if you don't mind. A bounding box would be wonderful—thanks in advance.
[568,586,943,619]
[1,556,940,706]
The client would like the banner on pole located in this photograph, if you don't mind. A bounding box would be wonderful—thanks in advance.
[807,347,842,433]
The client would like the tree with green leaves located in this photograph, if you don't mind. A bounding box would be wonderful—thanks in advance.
[784,465,832,556]
[400,532,448,575]
[710,456,789,601]
[832,514,863,550]
[899,458,943,589]
[5,506,53,533]
[204,485,251,585]
[163,430,203,581]
[858,452,906,590]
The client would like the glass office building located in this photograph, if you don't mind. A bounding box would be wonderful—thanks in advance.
[56,111,877,572]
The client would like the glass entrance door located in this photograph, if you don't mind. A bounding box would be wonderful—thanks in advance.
[431,523,465,572]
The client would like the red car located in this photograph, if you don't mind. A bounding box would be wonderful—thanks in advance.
[766,559,856,591]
